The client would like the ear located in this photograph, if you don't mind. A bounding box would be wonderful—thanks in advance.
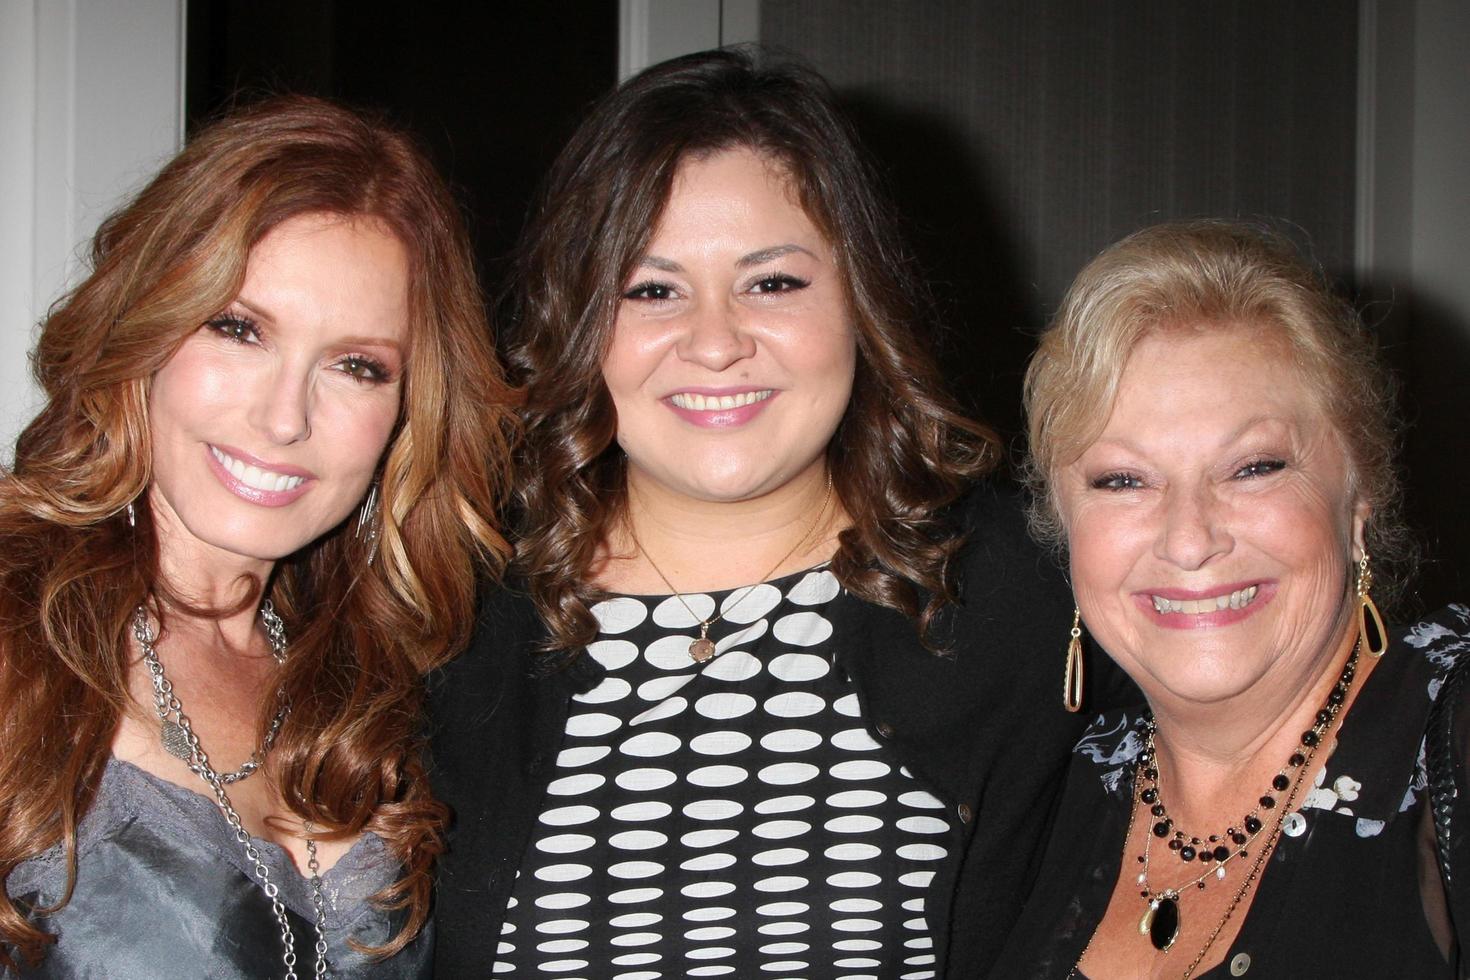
[1350,497,1371,562]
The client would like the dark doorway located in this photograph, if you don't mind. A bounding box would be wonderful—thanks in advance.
[187,1,618,301]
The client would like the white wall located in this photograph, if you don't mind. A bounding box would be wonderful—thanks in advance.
[0,0,184,462]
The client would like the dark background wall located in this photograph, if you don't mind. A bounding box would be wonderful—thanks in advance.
[187,1,1464,612]
[762,0,1359,433]
[187,1,618,296]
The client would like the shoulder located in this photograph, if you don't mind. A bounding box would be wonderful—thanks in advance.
[947,478,1072,627]
[1397,603,1470,672]
[426,579,544,724]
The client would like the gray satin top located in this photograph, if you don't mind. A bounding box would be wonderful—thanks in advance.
[6,759,430,978]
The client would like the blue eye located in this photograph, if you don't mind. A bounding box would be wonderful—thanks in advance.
[1235,458,1287,479]
[623,281,675,301]
[1091,471,1144,491]
[205,313,259,344]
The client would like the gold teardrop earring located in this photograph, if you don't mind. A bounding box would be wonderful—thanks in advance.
[1357,554,1388,657]
[1064,608,1084,712]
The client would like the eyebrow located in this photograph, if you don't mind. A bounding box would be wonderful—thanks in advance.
[233,297,275,323]
[735,244,816,268]
[634,243,817,274]
[1084,415,1299,457]
[333,335,404,355]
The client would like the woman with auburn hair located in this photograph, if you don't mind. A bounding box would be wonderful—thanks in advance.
[430,48,1126,978]
[992,221,1469,977]
[0,95,513,976]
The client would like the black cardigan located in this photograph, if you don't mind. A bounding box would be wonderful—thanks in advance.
[427,483,1130,977]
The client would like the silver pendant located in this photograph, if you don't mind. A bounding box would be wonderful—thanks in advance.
[160,719,193,761]
[689,637,717,663]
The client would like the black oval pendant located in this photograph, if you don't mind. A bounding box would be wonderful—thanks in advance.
[1150,895,1181,951]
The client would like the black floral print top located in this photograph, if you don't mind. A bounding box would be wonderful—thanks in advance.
[993,605,1470,979]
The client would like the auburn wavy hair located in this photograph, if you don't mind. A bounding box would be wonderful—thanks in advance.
[506,48,996,659]
[0,95,513,967]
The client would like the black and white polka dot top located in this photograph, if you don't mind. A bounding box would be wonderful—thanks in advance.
[492,567,958,979]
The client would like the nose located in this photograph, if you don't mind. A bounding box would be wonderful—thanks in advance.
[676,299,756,372]
[1154,482,1233,570]
[247,364,313,445]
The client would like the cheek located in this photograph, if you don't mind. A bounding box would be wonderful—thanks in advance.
[334,395,401,470]
[1061,497,1138,589]
[149,347,226,440]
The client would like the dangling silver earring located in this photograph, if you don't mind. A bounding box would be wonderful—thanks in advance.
[356,483,381,566]
[1064,608,1084,713]
[126,501,136,527]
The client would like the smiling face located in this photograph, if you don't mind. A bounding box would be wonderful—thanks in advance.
[1056,323,1368,709]
[601,147,857,504]
[148,212,409,569]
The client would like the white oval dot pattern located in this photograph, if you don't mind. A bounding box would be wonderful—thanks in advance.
[494,569,954,977]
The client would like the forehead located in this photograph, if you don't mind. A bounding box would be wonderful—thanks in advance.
[242,212,410,334]
[658,147,817,235]
[1103,322,1330,443]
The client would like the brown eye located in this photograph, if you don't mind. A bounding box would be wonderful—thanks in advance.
[623,281,675,301]
[750,273,809,294]
[205,314,260,344]
[338,355,390,383]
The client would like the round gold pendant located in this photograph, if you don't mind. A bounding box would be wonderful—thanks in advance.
[689,637,717,663]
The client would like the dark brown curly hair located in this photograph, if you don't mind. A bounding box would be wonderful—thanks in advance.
[505,48,997,659]
[0,95,514,967]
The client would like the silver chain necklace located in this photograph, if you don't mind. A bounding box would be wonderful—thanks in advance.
[154,607,289,783]
[133,603,330,979]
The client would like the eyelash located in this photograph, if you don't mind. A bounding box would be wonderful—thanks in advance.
[337,354,393,384]
[748,272,809,294]
[205,313,259,344]
[1235,458,1286,479]
[1088,458,1287,492]
[620,272,811,302]
[623,280,675,301]
[202,313,393,384]
[1090,471,1144,492]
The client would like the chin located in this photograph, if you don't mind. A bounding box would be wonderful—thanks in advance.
[1134,653,1268,709]
[184,510,337,564]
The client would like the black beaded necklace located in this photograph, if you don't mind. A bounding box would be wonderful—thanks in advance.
[1134,641,1361,952]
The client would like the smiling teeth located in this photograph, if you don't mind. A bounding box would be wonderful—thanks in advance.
[1151,585,1259,615]
[211,446,305,493]
[670,390,774,411]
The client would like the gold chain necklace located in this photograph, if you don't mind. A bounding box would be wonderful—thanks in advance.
[626,475,834,663]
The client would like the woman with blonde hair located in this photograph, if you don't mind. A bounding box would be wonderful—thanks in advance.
[0,95,513,976]
[995,220,1470,977]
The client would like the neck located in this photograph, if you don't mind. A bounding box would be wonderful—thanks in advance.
[603,463,844,593]
[1145,620,1370,832]
[150,500,277,653]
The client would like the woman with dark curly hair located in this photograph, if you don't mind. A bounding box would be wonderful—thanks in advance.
[430,49,1125,978]
[0,96,514,976]
[993,220,1470,977]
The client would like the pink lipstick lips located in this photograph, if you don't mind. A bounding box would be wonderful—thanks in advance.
[206,444,315,507]
[664,387,777,428]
